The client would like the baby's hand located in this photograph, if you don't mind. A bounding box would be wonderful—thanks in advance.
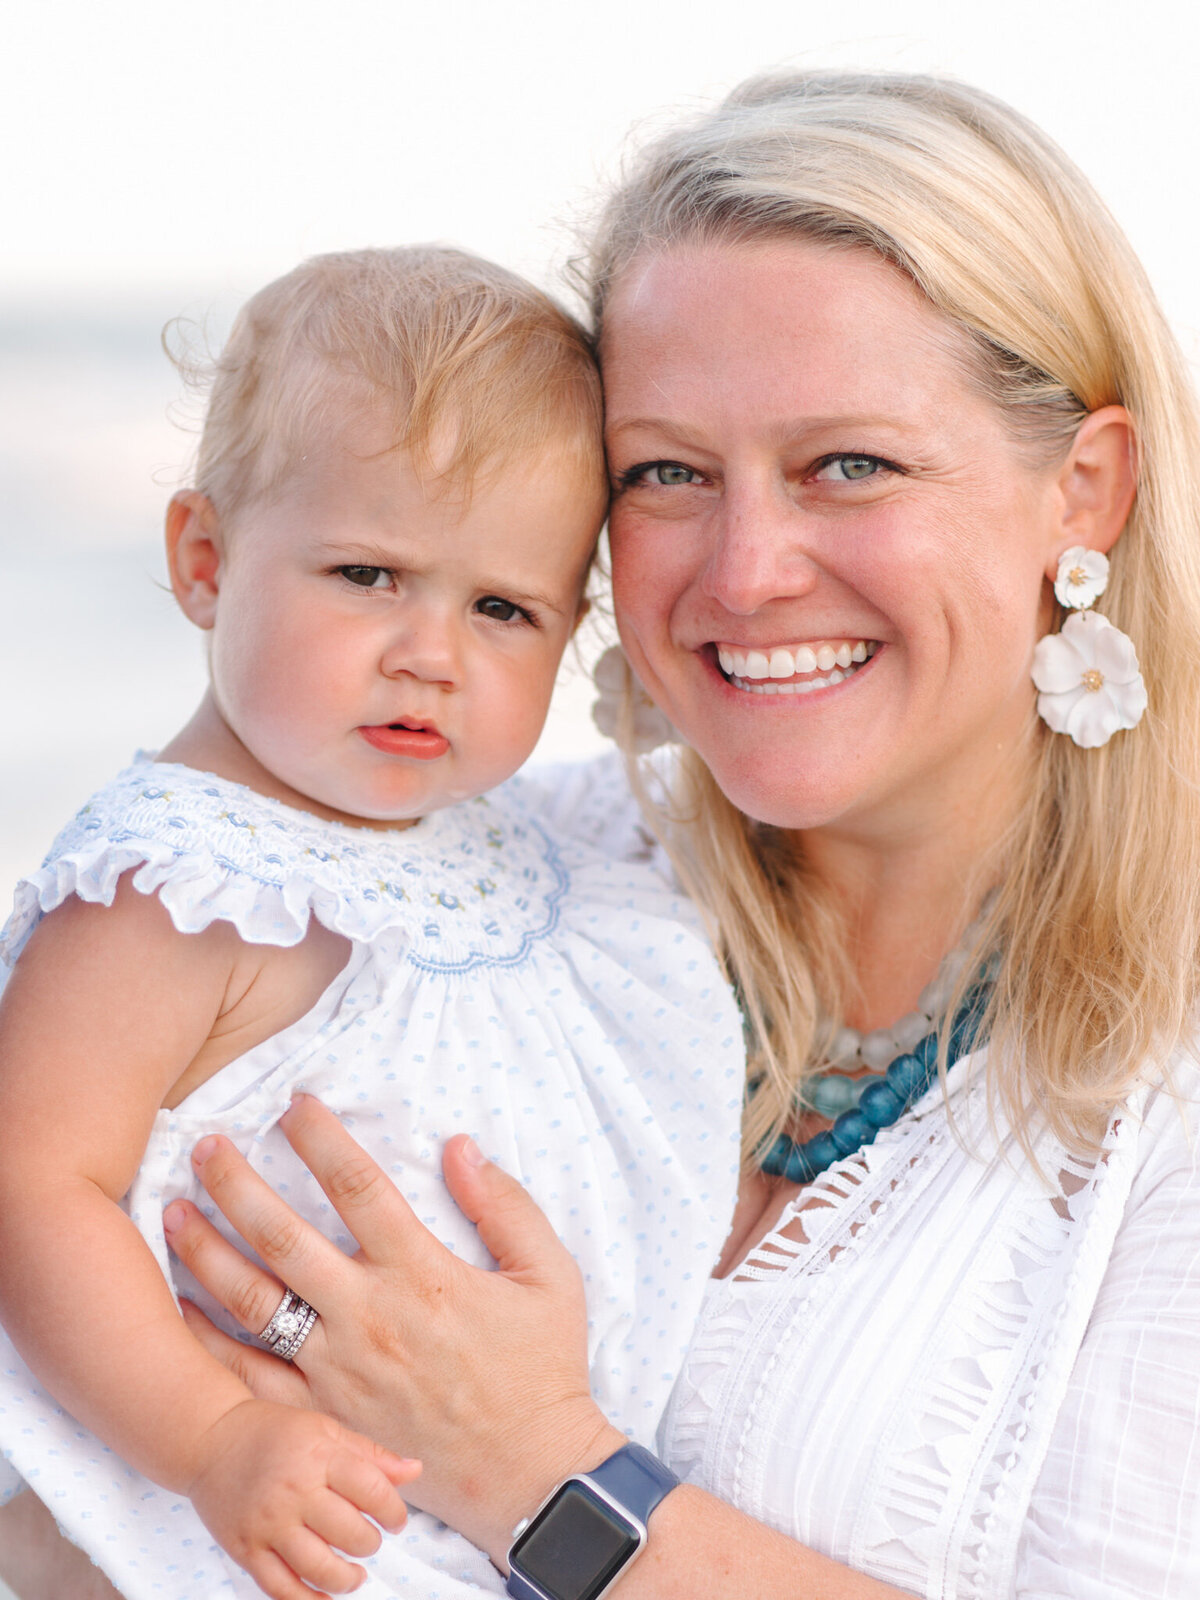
[187,1398,419,1599]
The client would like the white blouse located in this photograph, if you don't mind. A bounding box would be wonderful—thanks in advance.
[530,755,1200,1598]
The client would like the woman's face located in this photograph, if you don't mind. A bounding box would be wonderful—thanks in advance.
[603,240,1067,837]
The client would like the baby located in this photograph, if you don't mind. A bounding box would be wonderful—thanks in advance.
[0,248,743,1600]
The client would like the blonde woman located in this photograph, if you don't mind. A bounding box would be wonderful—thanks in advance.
[16,71,1200,1599]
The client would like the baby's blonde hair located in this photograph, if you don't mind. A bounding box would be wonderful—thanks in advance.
[583,71,1200,1163]
[182,245,606,517]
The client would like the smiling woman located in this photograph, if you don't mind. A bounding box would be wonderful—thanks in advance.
[137,69,1200,1600]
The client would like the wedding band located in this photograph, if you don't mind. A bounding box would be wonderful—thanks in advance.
[257,1287,319,1361]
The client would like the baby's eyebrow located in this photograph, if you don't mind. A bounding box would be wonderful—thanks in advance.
[318,543,570,616]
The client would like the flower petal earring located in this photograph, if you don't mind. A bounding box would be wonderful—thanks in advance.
[1031,546,1147,748]
[591,645,678,754]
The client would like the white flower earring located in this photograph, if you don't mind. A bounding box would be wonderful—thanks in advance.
[1031,546,1147,748]
[591,645,679,754]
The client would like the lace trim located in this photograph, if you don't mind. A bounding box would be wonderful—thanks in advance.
[1,758,572,971]
[661,1063,1143,1596]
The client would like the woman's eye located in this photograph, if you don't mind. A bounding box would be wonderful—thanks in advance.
[338,565,391,588]
[475,595,528,624]
[811,454,890,482]
[620,461,702,488]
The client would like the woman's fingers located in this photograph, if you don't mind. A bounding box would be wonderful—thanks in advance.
[277,1095,441,1268]
[165,1198,299,1343]
[190,1133,358,1302]
[442,1134,582,1288]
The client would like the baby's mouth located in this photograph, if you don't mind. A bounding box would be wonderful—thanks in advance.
[715,639,880,695]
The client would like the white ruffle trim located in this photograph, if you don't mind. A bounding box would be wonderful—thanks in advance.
[0,759,578,971]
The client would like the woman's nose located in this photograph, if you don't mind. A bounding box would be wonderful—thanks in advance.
[700,486,820,616]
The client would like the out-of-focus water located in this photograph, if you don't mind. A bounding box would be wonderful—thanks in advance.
[0,300,612,911]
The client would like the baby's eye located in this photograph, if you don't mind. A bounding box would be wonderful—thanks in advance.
[475,595,531,624]
[337,565,391,588]
[810,454,892,482]
[620,461,703,488]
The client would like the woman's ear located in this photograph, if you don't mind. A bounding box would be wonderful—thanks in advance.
[1045,404,1137,580]
[166,492,225,629]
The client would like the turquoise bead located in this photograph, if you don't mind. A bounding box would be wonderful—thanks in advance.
[804,1131,841,1170]
[859,1079,904,1126]
[885,1053,930,1099]
[808,1074,860,1117]
[830,1109,872,1155]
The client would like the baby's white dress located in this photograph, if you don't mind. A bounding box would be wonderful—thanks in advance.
[0,756,744,1600]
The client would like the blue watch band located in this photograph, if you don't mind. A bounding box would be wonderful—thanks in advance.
[506,1443,679,1600]
[588,1442,679,1522]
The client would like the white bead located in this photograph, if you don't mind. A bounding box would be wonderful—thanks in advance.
[860,1029,898,1069]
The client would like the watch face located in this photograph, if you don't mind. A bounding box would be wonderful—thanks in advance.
[510,1481,641,1600]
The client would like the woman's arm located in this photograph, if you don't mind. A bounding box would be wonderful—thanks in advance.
[169,1096,911,1597]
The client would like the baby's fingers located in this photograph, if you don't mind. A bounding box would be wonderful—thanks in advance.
[304,1492,384,1560]
[329,1446,416,1533]
[274,1527,366,1595]
[244,1545,336,1600]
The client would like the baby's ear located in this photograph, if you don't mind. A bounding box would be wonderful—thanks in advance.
[166,492,224,628]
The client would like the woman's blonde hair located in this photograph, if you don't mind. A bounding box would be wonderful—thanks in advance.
[582,72,1200,1163]
[178,244,605,517]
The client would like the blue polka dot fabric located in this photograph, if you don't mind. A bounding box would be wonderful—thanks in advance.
[0,756,743,1597]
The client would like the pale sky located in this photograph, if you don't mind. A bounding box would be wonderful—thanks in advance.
[3,0,1198,336]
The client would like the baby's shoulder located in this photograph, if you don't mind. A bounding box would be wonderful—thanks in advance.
[499,751,666,871]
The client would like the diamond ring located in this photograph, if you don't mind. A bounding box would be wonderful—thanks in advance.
[257,1288,319,1362]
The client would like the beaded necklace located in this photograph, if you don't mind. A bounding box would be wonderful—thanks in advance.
[757,983,991,1183]
[756,909,996,1184]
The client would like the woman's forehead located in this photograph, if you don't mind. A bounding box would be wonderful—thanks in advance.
[601,238,977,435]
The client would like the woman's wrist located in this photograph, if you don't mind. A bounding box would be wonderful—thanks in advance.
[479,1406,629,1571]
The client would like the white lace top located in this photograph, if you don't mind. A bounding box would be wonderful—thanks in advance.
[0,755,744,1600]
[659,1046,1200,1599]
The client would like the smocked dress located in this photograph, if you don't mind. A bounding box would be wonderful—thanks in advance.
[0,756,744,1600]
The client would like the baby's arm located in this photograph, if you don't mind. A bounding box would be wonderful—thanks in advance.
[0,881,414,1599]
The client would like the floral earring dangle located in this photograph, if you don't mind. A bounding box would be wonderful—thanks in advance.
[1031,547,1147,748]
[591,645,679,753]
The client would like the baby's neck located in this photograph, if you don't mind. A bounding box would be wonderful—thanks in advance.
[158,692,422,834]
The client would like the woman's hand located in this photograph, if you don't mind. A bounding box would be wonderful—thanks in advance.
[164,1095,625,1564]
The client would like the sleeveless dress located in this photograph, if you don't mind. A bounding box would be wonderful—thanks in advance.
[0,755,744,1600]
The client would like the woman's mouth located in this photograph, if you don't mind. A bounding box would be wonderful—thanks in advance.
[715,639,880,695]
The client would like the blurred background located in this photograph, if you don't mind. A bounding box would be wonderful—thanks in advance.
[2,0,1198,906]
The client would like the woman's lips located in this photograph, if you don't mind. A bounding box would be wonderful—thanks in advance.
[358,723,450,760]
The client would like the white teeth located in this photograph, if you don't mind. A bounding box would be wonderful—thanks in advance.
[793,645,817,674]
[732,668,849,695]
[716,639,879,681]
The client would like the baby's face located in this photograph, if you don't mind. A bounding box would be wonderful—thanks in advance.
[190,411,601,824]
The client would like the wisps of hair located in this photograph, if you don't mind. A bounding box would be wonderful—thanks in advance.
[583,71,1200,1166]
[173,245,605,516]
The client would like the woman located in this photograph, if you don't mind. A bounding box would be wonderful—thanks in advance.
[11,68,1200,1599]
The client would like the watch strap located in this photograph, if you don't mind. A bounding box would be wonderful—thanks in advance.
[587,1442,679,1523]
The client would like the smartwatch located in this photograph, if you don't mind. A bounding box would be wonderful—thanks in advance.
[506,1442,680,1600]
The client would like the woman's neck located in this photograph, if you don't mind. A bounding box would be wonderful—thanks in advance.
[797,771,1021,1032]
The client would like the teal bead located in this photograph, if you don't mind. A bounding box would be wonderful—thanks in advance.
[808,1074,860,1118]
[885,1053,930,1100]
[830,1109,871,1156]
[804,1131,841,1170]
[859,1079,904,1126]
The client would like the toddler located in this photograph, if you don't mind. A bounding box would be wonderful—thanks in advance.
[0,248,743,1600]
